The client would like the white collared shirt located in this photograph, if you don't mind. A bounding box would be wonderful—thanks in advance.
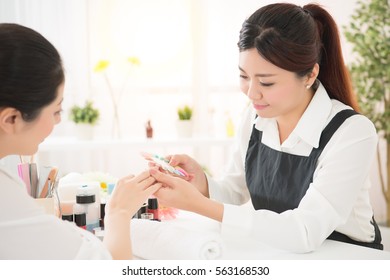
[0,165,112,259]
[208,83,378,253]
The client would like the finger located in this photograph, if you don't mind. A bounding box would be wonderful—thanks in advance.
[117,174,135,184]
[154,185,170,199]
[143,183,163,196]
[138,176,157,190]
[140,151,152,160]
[132,170,151,183]
[150,168,180,185]
[168,155,180,166]
[168,154,187,166]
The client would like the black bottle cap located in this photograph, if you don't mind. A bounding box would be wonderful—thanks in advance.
[74,213,86,226]
[61,214,73,222]
[100,203,106,219]
[76,194,95,204]
[147,198,158,210]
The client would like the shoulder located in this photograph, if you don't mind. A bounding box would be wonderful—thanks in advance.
[330,100,377,141]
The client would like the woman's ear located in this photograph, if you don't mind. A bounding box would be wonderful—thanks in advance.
[305,63,319,89]
[0,108,22,134]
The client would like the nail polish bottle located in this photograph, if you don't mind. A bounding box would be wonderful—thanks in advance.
[147,198,160,221]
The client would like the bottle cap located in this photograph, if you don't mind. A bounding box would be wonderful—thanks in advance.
[61,214,73,222]
[147,198,158,210]
[74,213,86,227]
[76,194,95,204]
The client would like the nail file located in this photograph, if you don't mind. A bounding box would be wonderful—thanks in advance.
[141,152,188,177]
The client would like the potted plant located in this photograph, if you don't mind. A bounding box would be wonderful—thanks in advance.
[176,105,193,138]
[344,0,390,225]
[70,100,100,140]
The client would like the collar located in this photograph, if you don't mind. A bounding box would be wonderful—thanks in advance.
[253,82,332,148]
[290,82,332,148]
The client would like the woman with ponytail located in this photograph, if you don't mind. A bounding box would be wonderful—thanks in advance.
[149,3,383,252]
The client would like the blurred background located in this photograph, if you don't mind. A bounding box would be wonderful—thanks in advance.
[0,0,388,225]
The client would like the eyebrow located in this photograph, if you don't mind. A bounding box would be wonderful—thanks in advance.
[238,66,276,77]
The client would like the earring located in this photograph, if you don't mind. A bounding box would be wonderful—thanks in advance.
[305,84,311,89]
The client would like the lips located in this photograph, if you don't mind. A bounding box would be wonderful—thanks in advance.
[253,104,269,110]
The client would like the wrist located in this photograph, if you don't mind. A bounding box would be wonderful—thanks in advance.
[104,209,132,227]
[192,196,223,222]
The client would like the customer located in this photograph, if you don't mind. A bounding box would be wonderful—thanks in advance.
[150,3,383,252]
[0,23,161,259]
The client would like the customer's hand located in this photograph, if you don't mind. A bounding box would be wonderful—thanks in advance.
[105,170,161,219]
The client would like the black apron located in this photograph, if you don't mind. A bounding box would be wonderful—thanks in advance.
[245,109,383,250]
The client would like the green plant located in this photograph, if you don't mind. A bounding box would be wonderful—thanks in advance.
[343,0,390,225]
[70,100,100,125]
[177,105,193,120]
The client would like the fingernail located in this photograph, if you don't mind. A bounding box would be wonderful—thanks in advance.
[150,169,157,175]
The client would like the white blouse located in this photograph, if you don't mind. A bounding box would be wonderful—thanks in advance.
[0,165,111,259]
[208,83,378,253]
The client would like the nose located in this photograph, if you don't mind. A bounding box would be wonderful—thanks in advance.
[247,81,262,101]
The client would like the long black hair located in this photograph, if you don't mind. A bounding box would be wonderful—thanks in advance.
[0,23,65,121]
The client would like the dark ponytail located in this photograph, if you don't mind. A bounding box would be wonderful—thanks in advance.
[303,4,359,111]
[238,3,359,111]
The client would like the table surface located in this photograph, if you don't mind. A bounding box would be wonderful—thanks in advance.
[172,210,390,260]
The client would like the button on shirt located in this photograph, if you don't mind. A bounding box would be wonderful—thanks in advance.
[208,83,378,253]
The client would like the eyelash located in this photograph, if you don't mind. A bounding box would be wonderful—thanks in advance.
[55,110,63,116]
[240,74,274,87]
[260,82,274,87]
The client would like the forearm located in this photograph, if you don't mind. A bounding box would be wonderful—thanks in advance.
[103,211,132,260]
[192,196,224,222]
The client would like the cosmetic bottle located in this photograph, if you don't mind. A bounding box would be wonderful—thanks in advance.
[75,185,100,232]
[61,214,73,222]
[133,202,147,219]
[147,198,160,221]
[100,202,105,229]
[74,212,87,230]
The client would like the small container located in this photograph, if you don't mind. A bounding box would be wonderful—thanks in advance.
[74,212,87,230]
[141,213,154,220]
[100,202,106,228]
[75,185,100,232]
[61,214,74,222]
[147,198,159,221]
[133,203,147,219]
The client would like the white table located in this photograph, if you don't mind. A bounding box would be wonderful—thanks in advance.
[141,210,390,260]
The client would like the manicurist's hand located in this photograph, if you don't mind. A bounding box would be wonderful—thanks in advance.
[165,154,210,197]
[150,169,223,222]
[148,168,203,211]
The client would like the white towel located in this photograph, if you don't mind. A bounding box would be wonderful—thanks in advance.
[130,218,224,260]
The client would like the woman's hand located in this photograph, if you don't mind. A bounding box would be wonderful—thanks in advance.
[150,169,224,222]
[149,168,205,212]
[103,170,161,260]
[105,170,161,219]
[166,154,210,197]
